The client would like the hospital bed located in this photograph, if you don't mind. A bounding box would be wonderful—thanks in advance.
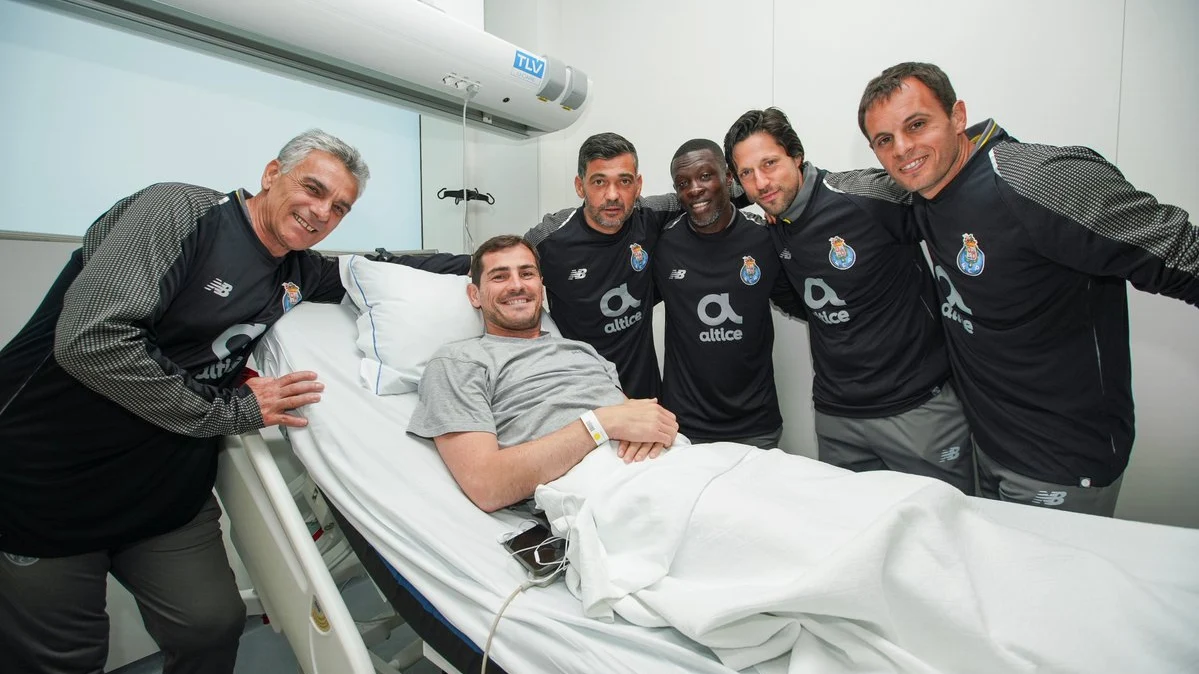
[219,297,739,673]
[218,285,1199,673]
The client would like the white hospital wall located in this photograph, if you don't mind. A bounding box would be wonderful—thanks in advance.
[1,240,78,345]
[1110,0,1199,526]
[521,0,1199,528]
[0,1,423,253]
[420,0,544,255]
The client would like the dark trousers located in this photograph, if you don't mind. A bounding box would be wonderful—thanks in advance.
[687,425,784,450]
[0,495,245,674]
[975,442,1124,517]
[815,382,976,494]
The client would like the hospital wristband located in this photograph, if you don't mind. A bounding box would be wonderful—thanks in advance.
[580,410,609,446]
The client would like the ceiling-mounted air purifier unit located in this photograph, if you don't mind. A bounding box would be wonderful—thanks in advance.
[56,0,592,138]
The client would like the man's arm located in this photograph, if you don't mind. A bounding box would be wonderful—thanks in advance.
[524,185,741,241]
[410,351,676,512]
[434,399,677,512]
[369,248,471,275]
[55,184,276,438]
[997,144,1199,305]
[303,251,349,303]
[636,192,682,214]
[638,183,752,213]
[740,211,806,321]
[525,206,577,246]
[769,269,806,320]
[827,168,918,244]
[526,194,687,243]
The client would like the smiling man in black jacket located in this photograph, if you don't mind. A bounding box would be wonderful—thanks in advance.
[860,62,1199,516]
[653,139,802,448]
[0,129,368,673]
[725,108,974,493]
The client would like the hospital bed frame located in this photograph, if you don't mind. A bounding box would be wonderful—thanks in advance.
[329,499,508,674]
[217,431,482,674]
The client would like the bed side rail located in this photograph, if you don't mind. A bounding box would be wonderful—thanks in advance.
[217,431,375,674]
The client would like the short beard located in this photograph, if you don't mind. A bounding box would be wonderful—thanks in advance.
[483,304,541,334]
[585,203,628,230]
[689,206,723,229]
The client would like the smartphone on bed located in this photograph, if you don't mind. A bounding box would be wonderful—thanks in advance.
[502,523,566,580]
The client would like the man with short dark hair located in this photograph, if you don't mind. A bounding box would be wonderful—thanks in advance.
[0,129,368,672]
[653,139,800,448]
[408,235,678,512]
[859,61,1199,515]
[724,108,974,492]
[525,132,683,400]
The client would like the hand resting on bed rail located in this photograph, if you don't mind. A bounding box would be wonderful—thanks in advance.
[244,369,326,428]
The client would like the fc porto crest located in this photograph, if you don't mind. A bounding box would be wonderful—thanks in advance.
[629,243,649,272]
[281,281,303,312]
[740,255,761,286]
[957,233,985,277]
[828,236,856,270]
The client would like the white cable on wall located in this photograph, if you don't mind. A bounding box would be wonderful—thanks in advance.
[460,86,478,253]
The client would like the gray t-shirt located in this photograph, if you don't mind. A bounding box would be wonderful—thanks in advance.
[408,333,626,446]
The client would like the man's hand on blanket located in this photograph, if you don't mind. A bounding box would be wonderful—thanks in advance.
[244,370,325,428]
[597,398,678,463]
[617,441,667,463]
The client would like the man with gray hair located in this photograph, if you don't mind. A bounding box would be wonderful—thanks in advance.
[0,129,368,673]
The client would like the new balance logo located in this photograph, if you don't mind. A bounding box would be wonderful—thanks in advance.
[1032,490,1067,506]
[939,446,961,463]
[568,268,587,280]
[205,278,233,297]
[779,248,792,260]
[668,269,687,280]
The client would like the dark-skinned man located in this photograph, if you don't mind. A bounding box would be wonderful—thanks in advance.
[652,139,801,449]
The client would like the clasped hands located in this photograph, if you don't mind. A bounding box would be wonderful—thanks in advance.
[594,398,679,463]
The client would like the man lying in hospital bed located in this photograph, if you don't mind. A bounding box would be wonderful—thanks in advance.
[401,234,1199,674]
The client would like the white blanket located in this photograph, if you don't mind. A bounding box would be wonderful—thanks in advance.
[536,443,1199,673]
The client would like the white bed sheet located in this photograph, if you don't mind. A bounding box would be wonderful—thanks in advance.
[257,302,1199,674]
[538,443,1199,673]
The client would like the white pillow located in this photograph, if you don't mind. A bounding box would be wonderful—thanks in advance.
[339,254,558,395]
